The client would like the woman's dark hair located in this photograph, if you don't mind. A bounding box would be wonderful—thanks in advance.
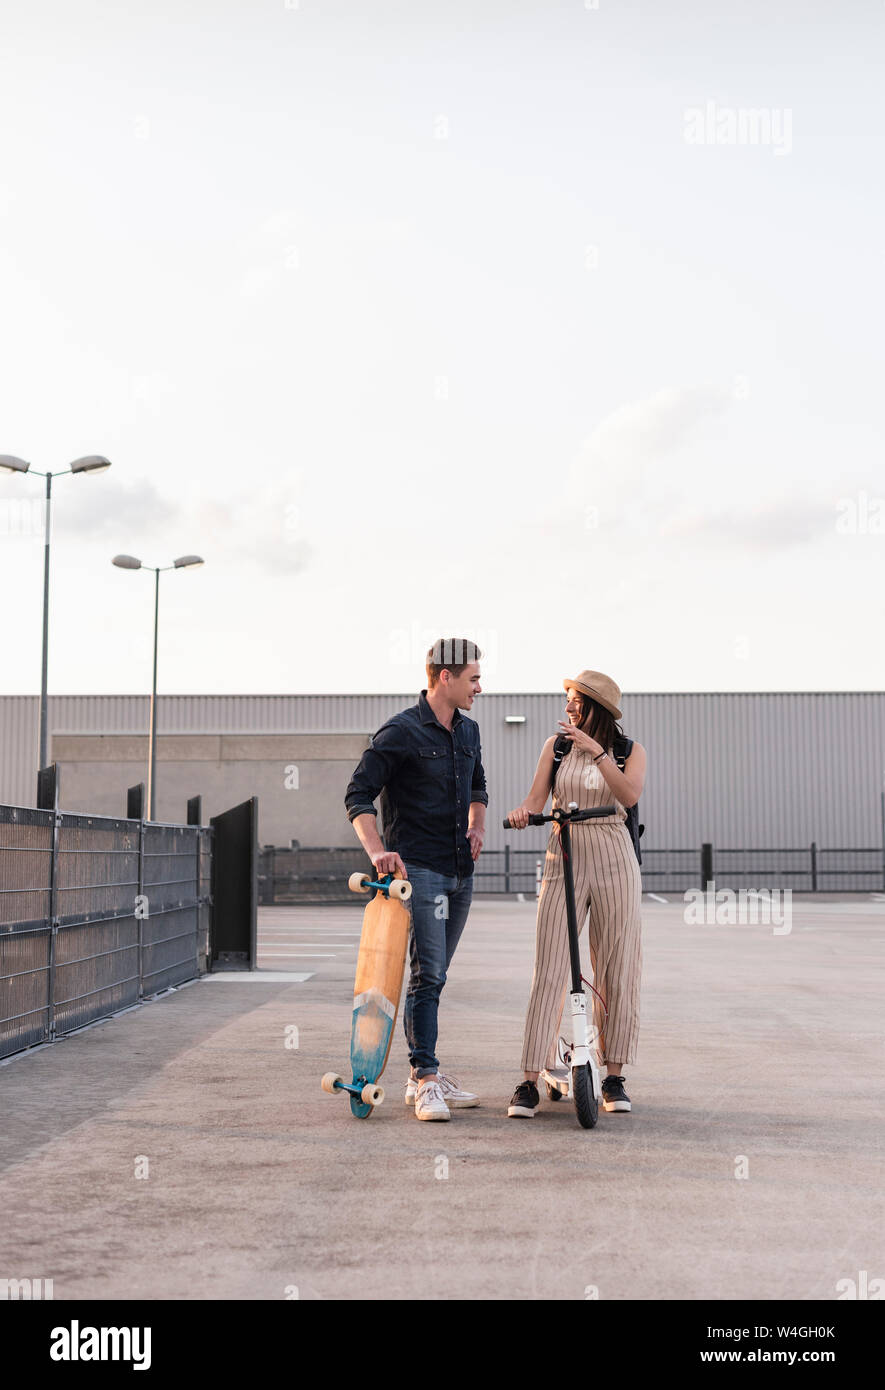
[573,694,623,752]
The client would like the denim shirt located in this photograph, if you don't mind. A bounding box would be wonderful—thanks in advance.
[344,690,488,878]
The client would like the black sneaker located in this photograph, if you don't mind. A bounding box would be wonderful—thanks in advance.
[508,1080,540,1117]
[601,1074,631,1113]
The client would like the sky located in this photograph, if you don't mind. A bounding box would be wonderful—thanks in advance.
[0,0,882,697]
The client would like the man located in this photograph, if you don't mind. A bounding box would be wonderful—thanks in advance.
[344,638,487,1121]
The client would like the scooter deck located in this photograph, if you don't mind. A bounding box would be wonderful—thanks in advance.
[540,1066,571,1097]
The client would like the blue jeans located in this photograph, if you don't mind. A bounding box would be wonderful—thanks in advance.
[402,863,474,1078]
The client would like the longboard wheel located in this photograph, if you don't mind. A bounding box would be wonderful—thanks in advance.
[361,1083,384,1106]
[388,879,412,902]
[321,1072,344,1094]
[348,872,371,893]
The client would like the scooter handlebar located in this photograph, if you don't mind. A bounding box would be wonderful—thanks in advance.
[503,805,616,829]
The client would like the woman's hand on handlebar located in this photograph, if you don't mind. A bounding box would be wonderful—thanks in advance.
[506,805,532,829]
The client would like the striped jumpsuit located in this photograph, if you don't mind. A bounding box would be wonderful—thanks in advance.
[520,743,643,1071]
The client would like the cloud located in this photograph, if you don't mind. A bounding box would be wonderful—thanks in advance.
[187,469,311,576]
[239,265,278,301]
[660,494,838,551]
[236,208,415,300]
[577,384,733,478]
[57,477,177,538]
[55,469,311,577]
[560,386,837,555]
[565,383,733,538]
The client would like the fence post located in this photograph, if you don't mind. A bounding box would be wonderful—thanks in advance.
[504,843,510,895]
[36,762,59,812]
[701,842,713,890]
[810,841,817,893]
[536,859,542,899]
[127,783,146,820]
[46,808,61,1043]
[187,797,202,973]
[36,763,60,1042]
[129,784,146,1000]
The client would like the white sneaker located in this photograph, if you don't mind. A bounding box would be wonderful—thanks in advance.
[436,1072,479,1108]
[414,1079,451,1121]
[405,1072,479,1107]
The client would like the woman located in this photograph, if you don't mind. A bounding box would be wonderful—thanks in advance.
[506,670,646,1117]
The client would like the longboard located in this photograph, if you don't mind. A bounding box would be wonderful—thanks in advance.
[321,871,412,1118]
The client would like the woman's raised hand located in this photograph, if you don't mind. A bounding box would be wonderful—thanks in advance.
[557,721,602,758]
[506,805,531,829]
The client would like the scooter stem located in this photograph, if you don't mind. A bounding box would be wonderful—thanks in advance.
[559,818,584,995]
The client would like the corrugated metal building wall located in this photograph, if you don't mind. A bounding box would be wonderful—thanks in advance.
[1,692,883,856]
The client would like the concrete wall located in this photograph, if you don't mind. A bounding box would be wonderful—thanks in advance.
[51,732,371,846]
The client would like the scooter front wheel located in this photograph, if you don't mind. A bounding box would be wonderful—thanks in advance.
[572,1063,598,1129]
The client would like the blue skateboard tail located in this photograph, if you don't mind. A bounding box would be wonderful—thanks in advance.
[348,987,397,1118]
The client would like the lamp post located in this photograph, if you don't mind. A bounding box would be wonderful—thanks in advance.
[0,454,112,772]
[111,554,204,820]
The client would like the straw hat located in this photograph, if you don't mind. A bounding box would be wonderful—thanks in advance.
[562,670,622,720]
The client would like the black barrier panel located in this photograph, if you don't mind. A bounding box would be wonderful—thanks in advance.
[142,823,202,993]
[56,815,140,925]
[36,763,59,812]
[210,798,257,967]
[0,799,221,1059]
[0,807,55,1057]
[53,920,140,1036]
[0,926,52,1057]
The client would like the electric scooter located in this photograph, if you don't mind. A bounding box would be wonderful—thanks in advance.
[503,801,615,1129]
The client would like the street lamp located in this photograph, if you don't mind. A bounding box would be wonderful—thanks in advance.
[0,454,112,771]
[111,553,204,820]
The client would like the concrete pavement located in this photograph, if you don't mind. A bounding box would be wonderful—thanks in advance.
[1,895,882,1300]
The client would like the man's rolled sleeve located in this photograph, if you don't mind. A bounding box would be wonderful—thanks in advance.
[344,722,409,822]
[470,743,489,807]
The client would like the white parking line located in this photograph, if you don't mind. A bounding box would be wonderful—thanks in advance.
[204,972,315,983]
[257,952,337,958]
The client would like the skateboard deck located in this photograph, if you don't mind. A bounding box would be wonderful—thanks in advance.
[321,871,412,1118]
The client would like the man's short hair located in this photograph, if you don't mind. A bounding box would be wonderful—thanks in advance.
[426,637,483,689]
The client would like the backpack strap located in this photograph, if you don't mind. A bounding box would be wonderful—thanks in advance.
[549,734,572,796]
[612,733,633,771]
[612,734,644,862]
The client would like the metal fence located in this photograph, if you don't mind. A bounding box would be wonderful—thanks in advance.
[258,840,885,904]
[259,845,372,905]
[0,803,212,1060]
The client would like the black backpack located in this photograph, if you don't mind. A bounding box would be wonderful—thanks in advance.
[550,731,644,865]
